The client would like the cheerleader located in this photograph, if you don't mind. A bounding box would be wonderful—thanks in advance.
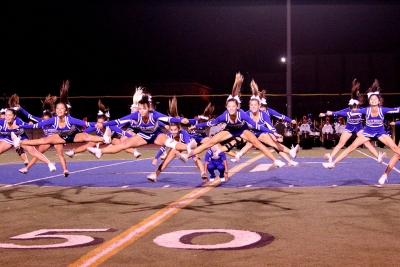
[86,91,196,160]
[320,79,385,163]
[230,79,300,165]
[18,94,72,176]
[204,145,229,182]
[0,95,56,172]
[378,121,400,185]
[322,79,400,169]
[123,87,145,158]
[64,100,137,158]
[148,97,203,182]
[187,73,285,168]
[1,103,29,166]
[12,81,110,155]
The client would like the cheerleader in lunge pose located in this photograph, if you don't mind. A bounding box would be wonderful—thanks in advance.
[148,97,202,182]
[12,81,111,164]
[320,79,385,164]
[322,79,400,170]
[1,94,56,172]
[187,73,286,168]
[86,91,196,162]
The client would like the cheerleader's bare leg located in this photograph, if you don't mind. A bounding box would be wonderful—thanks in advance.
[0,141,13,154]
[325,135,370,168]
[378,140,400,185]
[54,144,68,176]
[240,130,285,167]
[189,131,233,157]
[23,144,51,172]
[329,131,352,158]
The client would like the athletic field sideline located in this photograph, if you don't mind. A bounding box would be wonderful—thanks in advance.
[0,146,399,267]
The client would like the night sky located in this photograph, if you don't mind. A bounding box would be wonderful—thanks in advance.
[3,0,400,96]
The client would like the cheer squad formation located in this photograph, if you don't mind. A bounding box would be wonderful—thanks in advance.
[1,73,399,186]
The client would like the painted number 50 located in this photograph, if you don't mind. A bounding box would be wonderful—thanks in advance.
[0,228,116,249]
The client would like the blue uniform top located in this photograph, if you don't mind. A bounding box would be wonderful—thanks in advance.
[204,148,227,162]
[102,110,182,135]
[327,108,362,125]
[195,109,274,134]
[351,107,399,129]
[245,110,276,133]
[265,107,293,124]
[19,107,59,137]
[19,115,95,137]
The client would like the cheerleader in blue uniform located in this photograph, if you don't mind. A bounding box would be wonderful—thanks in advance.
[122,87,145,158]
[86,91,196,160]
[1,104,29,166]
[148,97,201,182]
[64,100,136,158]
[320,79,385,164]
[18,94,72,176]
[378,120,400,184]
[187,73,285,168]
[323,80,400,169]
[0,95,56,172]
[13,81,110,158]
[230,79,300,165]
[204,145,229,182]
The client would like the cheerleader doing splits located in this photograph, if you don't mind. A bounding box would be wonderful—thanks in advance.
[322,79,400,169]
[320,79,385,164]
[1,99,29,166]
[187,73,286,168]
[12,81,111,157]
[64,100,137,158]
[1,95,56,172]
[87,92,196,159]
[18,94,71,176]
[230,79,300,165]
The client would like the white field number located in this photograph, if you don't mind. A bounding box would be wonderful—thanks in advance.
[0,228,116,249]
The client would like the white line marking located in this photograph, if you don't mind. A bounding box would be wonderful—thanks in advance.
[356,149,400,174]
[2,161,134,188]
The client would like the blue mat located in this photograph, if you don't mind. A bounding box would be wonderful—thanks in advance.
[0,158,395,188]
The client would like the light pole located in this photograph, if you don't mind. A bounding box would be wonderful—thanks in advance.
[286,0,292,118]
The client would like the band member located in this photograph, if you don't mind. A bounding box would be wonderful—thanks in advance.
[321,117,334,149]
[299,116,312,149]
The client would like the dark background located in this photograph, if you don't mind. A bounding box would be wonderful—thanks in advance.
[2,0,400,120]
